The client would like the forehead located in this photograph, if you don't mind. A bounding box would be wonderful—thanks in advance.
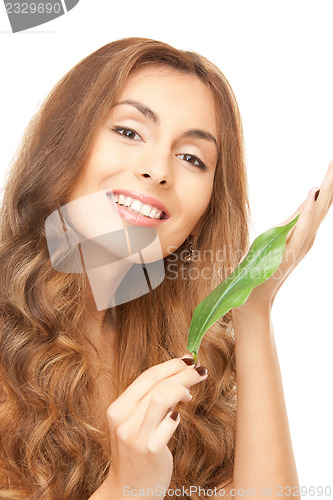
[116,65,218,134]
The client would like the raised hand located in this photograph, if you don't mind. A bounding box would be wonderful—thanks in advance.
[234,160,333,315]
[101,355,208,498]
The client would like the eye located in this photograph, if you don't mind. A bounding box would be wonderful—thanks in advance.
[177,153,207,171]
[112,127,142,141]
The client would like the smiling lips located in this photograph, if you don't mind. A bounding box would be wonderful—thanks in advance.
[106,190,170,219]
[106,190,170,227]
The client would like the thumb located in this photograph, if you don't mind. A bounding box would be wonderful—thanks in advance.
[269,194,311,241]
[273,200,306,229]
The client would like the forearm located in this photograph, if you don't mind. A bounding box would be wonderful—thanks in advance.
[231,309,300,499]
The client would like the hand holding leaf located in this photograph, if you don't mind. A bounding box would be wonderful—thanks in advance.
[187,214,299,363]
[187,161,333,363]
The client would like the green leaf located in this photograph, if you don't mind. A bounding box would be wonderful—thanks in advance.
[187,214,300,364]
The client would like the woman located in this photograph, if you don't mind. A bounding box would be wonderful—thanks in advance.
[0,37,332,499]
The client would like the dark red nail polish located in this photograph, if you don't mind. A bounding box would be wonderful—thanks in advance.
[170,410,179,421]
[195,366,208,376]
[181,357,195,366]
[314,190,320,201]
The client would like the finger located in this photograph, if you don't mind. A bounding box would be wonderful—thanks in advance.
[136,384,192,443]
[269,199,307,244]
[107,355,195,426]
[318,160,333,208]
[285,187,318,254]
[132,366,208,440]
[304,232,316,254]
[294,162,333,254]
[147,410,181,455]
[308,161,333,231]
[113,355,195,409]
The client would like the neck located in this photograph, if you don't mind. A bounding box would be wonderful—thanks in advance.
[82,257,133,348]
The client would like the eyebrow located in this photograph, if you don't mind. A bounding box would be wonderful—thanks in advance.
[111,99,219,156]
[112,99,160,124]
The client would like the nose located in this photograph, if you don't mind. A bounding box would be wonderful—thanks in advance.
[135,153,174,187]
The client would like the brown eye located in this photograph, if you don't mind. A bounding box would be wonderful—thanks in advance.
[112,127,142,141]
[178,153,206,171]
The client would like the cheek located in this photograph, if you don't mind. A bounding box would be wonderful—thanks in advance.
[183,180,214,221]
[82,143,125,186]
[88,141,115,171]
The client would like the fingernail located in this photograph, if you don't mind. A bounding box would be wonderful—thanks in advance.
[181,357,195,366]
[314,189,320,201]
[170,410,179,421]
[195,366,208,376]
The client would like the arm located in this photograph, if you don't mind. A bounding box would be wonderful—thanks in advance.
[231,307,300,498]
[216,161,333,499]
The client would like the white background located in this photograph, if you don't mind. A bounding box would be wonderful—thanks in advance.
[1,0,332,493]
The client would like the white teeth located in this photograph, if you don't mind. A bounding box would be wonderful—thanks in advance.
[107,193,165,219]
[130,199,143,213]
[140,204,152,216]
[148,207,157,218]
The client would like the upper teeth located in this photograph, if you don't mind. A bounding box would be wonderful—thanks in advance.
[107,193,165,219]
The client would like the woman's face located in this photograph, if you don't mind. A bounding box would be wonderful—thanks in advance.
[69,65,219,258]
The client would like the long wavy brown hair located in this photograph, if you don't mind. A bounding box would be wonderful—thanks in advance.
[0,38,251,499]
